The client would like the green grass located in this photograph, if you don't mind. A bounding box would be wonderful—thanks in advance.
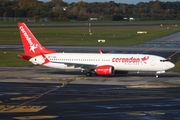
[1,25,180,46]
[0,20,180,26]
[0,49,31,67]
[171,60,180,72]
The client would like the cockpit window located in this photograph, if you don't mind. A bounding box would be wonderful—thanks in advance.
[160,60,169,62]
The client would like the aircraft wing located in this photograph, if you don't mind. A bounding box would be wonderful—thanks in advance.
[51,61,97,69]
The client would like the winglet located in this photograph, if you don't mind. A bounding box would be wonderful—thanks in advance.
[99,49,102,54]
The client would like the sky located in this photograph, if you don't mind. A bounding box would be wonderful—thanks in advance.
[40,0,179,4]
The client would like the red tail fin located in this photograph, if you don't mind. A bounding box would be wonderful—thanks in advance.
[18,22,56,56]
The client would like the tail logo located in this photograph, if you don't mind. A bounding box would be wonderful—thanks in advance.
[19,26,38,53]
[30,44,38,53]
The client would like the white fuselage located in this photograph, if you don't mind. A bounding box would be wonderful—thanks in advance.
[30,53,175,72]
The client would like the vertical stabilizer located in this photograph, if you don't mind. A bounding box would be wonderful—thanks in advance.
[18,22,56,56]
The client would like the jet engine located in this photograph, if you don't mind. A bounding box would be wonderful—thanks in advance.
[95,65,115,76]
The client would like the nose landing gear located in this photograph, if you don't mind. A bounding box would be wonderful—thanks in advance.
[155,71,165,78]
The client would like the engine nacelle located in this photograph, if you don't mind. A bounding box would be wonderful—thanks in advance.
[95,65,115,76]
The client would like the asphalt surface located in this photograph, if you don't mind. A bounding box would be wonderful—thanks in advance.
[1,83,180,120]
[0,67,180,120]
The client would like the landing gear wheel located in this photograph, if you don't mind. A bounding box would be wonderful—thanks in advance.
[86,72,92,77]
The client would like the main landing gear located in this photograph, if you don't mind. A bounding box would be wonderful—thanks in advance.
[80,69,92,76]
[86,72,92,77]
[86,70,95,77]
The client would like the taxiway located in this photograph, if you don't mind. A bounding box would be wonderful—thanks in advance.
[0,67,180,120]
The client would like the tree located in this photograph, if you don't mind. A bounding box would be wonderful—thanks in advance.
[112,14,123,21]
[0,0,179,21]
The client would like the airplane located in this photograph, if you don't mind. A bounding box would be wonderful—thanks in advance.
[18,22,175,78]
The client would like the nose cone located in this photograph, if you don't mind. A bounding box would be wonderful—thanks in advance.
[169,62,175,69]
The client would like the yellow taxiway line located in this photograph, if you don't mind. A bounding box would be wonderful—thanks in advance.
[126,84,179,89]
[11,96,37,100]
[13,115,58,120]
[0,105,46,113]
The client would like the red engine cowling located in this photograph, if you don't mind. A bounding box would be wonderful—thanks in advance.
[95,65,115,76]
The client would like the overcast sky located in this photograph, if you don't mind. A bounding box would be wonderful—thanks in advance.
[40,0,179,4]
